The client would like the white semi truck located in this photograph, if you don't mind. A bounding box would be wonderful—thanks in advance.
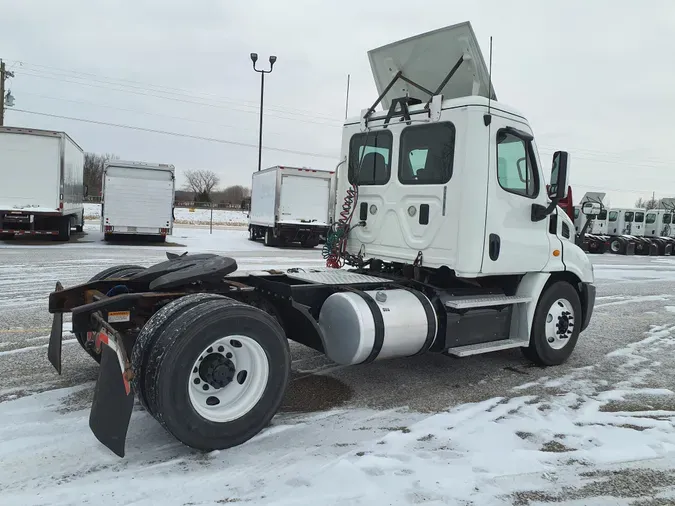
[101,160,175,242]
[46,21,598,458]
[248,165,336,247]
[581,199,675,256]
[0,126,85,241]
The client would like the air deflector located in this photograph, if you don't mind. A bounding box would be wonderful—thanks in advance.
[367,21,496,111]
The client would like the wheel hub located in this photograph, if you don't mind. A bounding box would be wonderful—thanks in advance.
[199,354,236,389]
[556,313,570,335]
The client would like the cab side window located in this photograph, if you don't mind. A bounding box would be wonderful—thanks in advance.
[496,131,538,198]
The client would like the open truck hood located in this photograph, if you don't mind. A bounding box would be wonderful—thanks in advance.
[579,192,606,204]
[367,21,496,111]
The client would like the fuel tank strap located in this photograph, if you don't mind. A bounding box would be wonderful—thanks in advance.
[343,288,385,364]
[405,289,437,356]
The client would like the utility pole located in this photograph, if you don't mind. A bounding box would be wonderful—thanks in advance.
[0,60,5,126]
[0,59,15,126]
[250,53,277,171]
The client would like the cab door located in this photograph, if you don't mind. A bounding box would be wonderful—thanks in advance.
[480,117,551,275]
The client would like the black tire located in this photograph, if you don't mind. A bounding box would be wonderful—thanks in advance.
[56,217,71,242]
[131,293,229,413]
[263,228,276,247]
[522,281,582,366]
[142,297,290,452]
[0,233,14,240]
[75,212,84,233]
[609,239,623,254]
[301,237,319,248]
[74,264,145,363]
[248,227,256,241]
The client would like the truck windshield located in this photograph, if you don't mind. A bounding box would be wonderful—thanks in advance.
[348,131,393,185]
[624,212,634,222]
[609,211,618,221]
[646,213,657,224]
[664,214,672,225]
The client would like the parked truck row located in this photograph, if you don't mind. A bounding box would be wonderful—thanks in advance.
[0,126,176,242]
[570,192,675,256]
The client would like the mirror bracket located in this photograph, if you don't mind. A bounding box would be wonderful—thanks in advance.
[531,201,558,222]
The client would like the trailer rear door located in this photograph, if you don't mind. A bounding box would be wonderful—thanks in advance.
[279,173,331,225]
[103,166,173,232]
[0,132,60,212]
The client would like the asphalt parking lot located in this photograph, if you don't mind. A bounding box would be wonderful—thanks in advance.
[2,227,675,505]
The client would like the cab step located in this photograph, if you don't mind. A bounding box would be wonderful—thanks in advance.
[445,339,527,357]
[444,295,531,309]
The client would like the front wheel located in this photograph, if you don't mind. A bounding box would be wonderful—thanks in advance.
[141,296,290,451]
[522,281,582,366]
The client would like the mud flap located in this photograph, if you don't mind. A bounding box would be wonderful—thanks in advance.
[89,333,134,458]
[47,281,64,374]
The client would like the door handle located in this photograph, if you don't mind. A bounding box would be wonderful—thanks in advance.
[359,202,368,221]
[489,233,500,261]
[419,204,429,225]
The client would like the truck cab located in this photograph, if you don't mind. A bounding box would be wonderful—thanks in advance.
[336,23,594,284]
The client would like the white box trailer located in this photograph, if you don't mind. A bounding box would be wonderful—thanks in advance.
[101,160,175,242]
[0,126,85,241]
[248,165,336,247]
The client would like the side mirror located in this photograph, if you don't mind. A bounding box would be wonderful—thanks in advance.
[83,184,89,197]
[548,151,570,200]
[581,201,601,217]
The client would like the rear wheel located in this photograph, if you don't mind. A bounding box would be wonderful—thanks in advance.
[301,235,320,248]
[74,264,145,363]
[263,228,277,247]
[131,293,228,412]
[140,296,290,451]
[609,238,623,254]
[522,281,582,366]
[75,211,84,233]
[56,217,72,242]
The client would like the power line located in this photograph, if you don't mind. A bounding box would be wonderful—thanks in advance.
[17,70,344,128]
[10,108,339,159]
[9,60,342,123]
[19,91,293,138]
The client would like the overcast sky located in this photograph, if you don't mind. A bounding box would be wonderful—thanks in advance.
[2,0,674,207]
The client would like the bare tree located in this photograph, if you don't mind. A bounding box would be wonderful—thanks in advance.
[635,196,661,210]
[84,152,119,197]
[183,169,220,202]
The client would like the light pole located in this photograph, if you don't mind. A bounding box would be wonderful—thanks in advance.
[250,53,276,172]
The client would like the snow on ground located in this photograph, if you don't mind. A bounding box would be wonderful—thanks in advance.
[84,202,248,226]
[1,322,675,505]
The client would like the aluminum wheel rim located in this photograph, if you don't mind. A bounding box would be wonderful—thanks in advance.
[188,335,269,423]
[610,240,620,252]
[544,298,575,350]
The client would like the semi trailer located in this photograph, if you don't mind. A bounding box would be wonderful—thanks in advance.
[101,160,175,242]
[248,165,336,247]
[0,126,86,241]
[46,21,598,458]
